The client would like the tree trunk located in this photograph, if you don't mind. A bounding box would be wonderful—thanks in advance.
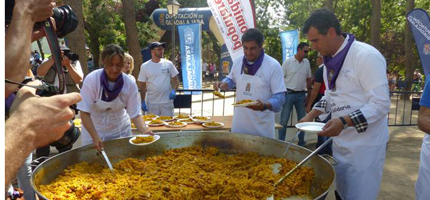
[404,0,414,95]
[370,0,381,50]
[122,0,143,79]
[63,0,88,76]
[324,0,333,12]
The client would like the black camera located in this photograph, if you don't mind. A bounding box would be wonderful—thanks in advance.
[5,0,78,38]
[64,51,80,62]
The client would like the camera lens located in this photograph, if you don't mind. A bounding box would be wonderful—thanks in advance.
[52,5,78,38]
[50,120,80,152]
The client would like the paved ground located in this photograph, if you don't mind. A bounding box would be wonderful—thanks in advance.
[313,126,424,200]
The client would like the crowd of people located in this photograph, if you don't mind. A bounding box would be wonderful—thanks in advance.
[4,1,429,199]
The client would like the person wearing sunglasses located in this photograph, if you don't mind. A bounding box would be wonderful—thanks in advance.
[278,42,312,147]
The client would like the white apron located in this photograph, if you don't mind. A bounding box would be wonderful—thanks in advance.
[416,134,430,200]
[232,71,275,138]
[325,70,388,200]
[81,88,131,146]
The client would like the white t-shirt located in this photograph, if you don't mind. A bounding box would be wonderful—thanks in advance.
[282,56,311,91]
[77,69,141,119]
[227,54,286,96]
[202,63,207,72]
[42,60,84,94]
[138,59,179,104]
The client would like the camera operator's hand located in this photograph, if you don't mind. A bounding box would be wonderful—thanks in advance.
[15,0,56,23]
[62,55,71,68]
[9,88,82,148]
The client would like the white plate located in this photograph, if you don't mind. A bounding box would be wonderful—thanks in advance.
[202,122,225,128]
[295,122,325,133]
[142,114,159,121]
[145,121,166,127]
[192,116,211,123]
[178,119,197,124]
[232,100,258,107]
[129,134,160,146]
[173,115,191,120]
[157,116,175,122]
[165,122,187,128]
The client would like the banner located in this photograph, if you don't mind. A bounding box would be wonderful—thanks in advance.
[280,30,299,63]
[219,44,233,80]
[407,9,430,76]
[178,23,202,94]
[207,0,256,62]
[151,8,213,31]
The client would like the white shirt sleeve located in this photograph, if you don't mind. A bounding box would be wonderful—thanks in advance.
[73,60,84,79]
[170,61,179,77]
[359,84,390,124]
[77,74,97,113]
[270,61,287,94]
[357,51,388,92]
[137,63,146,82]
[306,61,312,78]
[125,80,141,119]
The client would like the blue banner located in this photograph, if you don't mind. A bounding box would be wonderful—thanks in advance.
[219,44,233,81]
[407,9,430,76]
[152,8,212,31]
[178,23,202,94]
[280,30,299,63]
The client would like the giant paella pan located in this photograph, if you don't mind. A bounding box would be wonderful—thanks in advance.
[31,131,335,199]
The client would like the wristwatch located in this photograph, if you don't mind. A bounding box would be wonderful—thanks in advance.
[339,116,349,130]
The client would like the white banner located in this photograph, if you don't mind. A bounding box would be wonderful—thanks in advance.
[207,0,256,62]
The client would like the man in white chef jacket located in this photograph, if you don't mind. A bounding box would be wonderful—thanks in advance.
[214,28,286,139]
[300,9,391,200]
[416,77,430,200]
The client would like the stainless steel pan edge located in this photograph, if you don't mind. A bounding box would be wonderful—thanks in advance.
[31,131,335,200]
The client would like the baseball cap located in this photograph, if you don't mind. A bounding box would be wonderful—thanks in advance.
[149,42,166,50]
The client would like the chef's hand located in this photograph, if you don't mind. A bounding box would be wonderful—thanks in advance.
[143,128,154,136]
[92,137,104,152]
[246,100,266,111]
[318,118,343,137]
[141,101,148,112]
[214,81,228,91]
[299,114,314,123]
[169,89,176,100]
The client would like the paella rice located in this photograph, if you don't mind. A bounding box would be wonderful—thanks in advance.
[131,136,154,144]
[38,147,314,200]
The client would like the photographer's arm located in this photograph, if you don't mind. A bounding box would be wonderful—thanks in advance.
[81,111,103,151]
[5,0,55,98]
[37,57,54,76]
[6,82,80,186]
[63,59,84,84]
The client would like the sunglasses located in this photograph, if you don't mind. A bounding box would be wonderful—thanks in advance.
[304,50,309,53]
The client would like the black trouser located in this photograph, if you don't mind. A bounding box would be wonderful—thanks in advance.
[335,190,342,200]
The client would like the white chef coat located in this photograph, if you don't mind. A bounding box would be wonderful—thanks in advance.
[227,54,286,138]
[77,69,141,146]
[137,59,179,104]
[314,36,391,200]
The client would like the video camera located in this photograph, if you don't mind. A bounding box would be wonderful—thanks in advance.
[6,0,80,153]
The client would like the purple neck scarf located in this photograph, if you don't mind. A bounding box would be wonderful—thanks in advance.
[323,34,355,90]
[100,69,124,102]
[242,49,265,76]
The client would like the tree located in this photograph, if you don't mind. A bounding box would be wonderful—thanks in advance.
[122,0,144,78]
[324,0,333,11]
[404,0,415,92]
[63,0,88,75]
[370,0,381,50]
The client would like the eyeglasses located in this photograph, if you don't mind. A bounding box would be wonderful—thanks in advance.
[304,50,309,53]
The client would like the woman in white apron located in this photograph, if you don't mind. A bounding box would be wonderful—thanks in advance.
[77,44,152,151]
